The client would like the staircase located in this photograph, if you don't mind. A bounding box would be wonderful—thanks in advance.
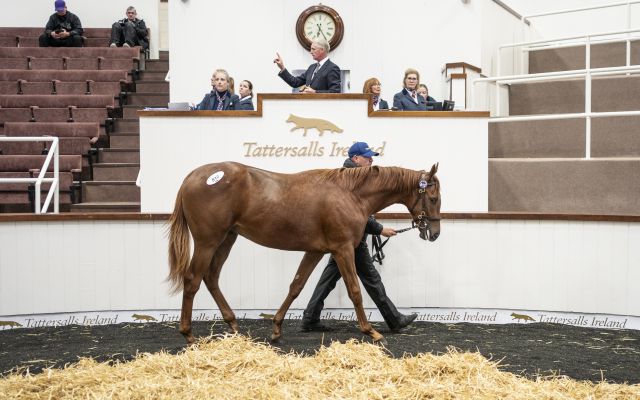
[489,43,640,215]
[71,51,169,212]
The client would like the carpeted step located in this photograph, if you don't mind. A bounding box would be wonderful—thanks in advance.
[509,75,640,115]
[109,134,139,149]
[92,163,139,181]
[138,71,167,81]
[135,81,169,93]
[126,93,170,106]
[159,50,169,61]
[122,105,149,119]
[70,201,140,213]
[489,158,640,214]
[82,181,140,202]
[144,60,169,72]
[529,40,640,74]
[112,118,140,132]
[99,148,140,163]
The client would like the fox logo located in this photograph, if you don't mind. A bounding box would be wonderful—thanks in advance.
[510,312,535,323]
[286,114,343,136]
[0,320,22,328]
[132,313,157,322]
[259,313,275,320]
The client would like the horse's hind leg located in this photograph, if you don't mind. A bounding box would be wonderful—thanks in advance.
[333,247,384,343]
[271,251,324,341]
[180,241,217,344]
[203,231,239,332]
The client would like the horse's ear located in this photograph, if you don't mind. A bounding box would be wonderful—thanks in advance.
[429,162,439,177]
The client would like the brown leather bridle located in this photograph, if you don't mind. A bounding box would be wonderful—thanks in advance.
[409,172,441,240]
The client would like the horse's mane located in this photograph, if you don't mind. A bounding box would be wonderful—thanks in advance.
[312,166,423,193]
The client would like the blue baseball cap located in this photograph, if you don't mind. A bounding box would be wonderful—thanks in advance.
[55,0,66,12]
[348,142,379,158]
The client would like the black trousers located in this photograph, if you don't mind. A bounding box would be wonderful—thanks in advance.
[303,241,404,329]
[110,22,148,49]
[38,33,83,47]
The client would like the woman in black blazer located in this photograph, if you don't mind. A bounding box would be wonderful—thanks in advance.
[392,68,427,111]
[194,68,239,110]
[237,79,254,111]
[363,77,388,111]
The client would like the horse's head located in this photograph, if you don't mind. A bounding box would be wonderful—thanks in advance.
[408,163,441,242]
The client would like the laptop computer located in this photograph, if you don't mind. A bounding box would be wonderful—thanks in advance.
[443,100,455,111]
[167,102,191,111]
[426,101,443,111]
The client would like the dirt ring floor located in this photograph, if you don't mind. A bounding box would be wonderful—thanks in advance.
[1,320,639,384]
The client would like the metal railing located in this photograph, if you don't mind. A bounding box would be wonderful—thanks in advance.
[0,137,59,214]
[475,1,640,159]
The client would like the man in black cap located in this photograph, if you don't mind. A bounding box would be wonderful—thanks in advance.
[301,141,418,332]
[39,0,83,47]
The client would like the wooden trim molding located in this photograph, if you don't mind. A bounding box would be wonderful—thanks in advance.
[138,93,490,118]
[1,212,639,223]
[443,62,481,75]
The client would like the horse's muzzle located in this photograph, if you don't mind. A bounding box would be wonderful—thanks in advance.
[418,221,440,242]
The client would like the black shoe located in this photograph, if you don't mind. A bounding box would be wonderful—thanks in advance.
[390,313,418,332]
[301,320,334,332]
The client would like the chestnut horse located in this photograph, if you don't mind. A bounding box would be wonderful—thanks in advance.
[168,161,441,344]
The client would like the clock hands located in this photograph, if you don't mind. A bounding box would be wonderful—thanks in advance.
[316,23,328,41]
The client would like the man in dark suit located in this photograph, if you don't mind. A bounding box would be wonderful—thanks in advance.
[274,39,341,93]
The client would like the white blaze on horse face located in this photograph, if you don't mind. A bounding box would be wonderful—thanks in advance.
[206,171,225,185]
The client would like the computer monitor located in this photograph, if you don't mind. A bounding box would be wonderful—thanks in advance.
[168,102,191,111]
[426,101,443,111]
[443,100,455,111]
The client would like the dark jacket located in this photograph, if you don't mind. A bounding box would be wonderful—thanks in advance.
[392,88,427,111]
[195,90,239,111]
[377,99,389,110]
[237,97,254,111]
[44,11,83,37]
[343,158,383,243]
[118,18,149,47]
[278,59,341,93]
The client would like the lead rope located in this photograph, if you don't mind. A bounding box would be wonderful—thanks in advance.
[371,225,416,265]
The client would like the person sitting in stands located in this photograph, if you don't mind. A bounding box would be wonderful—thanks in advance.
[273,39,341,93]
[417,84,436,102]
[392,68,427,111]
[237,80,254,111]
[363,77,388,111]
[110,6,149,49]
[39,0,83,48]
[194,69,239,110]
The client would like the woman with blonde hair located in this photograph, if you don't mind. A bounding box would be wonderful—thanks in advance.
[392,68,427,111]
[194,68,239,110]
[362,77,388,111]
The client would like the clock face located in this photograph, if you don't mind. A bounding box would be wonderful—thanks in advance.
[295,5,344,51]
[303,12,336,43]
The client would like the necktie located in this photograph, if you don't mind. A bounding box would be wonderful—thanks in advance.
[215,91,227,111]
[311,62,320,80]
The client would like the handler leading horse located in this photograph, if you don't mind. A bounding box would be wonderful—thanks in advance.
[168,161,441,344]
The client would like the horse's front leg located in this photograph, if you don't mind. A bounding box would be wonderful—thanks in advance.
[271,251,324,342]
[333,247,384,344]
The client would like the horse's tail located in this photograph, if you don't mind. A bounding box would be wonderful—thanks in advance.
[167,185,191,294]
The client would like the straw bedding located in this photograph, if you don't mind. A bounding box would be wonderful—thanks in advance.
[0,334,639,400]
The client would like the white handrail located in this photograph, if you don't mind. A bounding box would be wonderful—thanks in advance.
[0,137,59,214]
[523,0,640,21]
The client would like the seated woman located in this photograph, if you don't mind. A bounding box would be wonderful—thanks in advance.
[194,69,239,110]
[363,77,388,111]
[392,68,427,111]
[417,84,436,102]
[237,80,254,110]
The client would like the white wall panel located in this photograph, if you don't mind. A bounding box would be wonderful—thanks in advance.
[2,218,639,320]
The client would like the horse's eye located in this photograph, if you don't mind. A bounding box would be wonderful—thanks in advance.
[430,197,438,205]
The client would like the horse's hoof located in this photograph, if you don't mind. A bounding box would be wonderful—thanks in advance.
[374,337,388,347]
[270,333,281,342]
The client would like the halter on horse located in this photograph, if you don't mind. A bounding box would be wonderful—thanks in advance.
[168,161,441,344]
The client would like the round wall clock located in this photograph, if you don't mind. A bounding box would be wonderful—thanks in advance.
[295,5,344,51]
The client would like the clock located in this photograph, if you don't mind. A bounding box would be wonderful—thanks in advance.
[295,5,344,52]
